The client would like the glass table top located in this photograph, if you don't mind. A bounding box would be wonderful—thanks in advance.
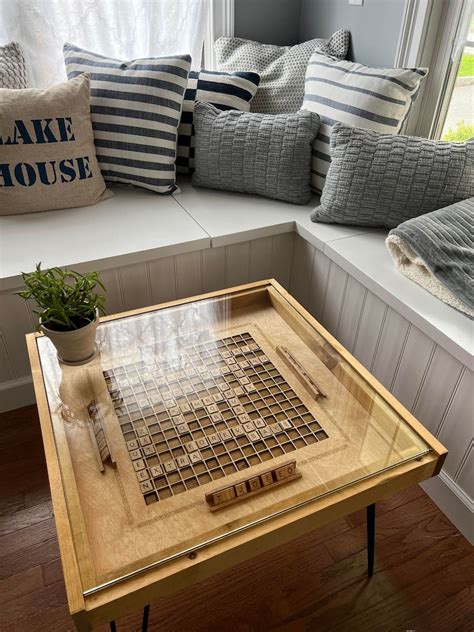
[34,282,431,595]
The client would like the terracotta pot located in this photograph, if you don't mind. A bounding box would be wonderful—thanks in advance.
[40,311,99,365]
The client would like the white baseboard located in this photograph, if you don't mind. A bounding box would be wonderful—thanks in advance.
[421,471,474,545]
[0,375,35,413]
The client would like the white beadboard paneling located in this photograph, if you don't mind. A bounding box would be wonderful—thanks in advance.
[0,291,35,378]
[455,443,474,501]
[290,236,315,310]
[175,251,203,299]
[352,291,388,372]
[308,247,331,321]
[149,256,178,305]
[371,308,410,391]
[320,262,348,334]
[0,333,15,383]
[437,369,474,480]
[99,268,125,316]
[249,237,273,282]
[391,326,436,412]
[202,247,226,293]
[336,276,367,353]
[225,242,250,287]
[413,346,464,435]
[270,233,294,289]
[117,263,151,311]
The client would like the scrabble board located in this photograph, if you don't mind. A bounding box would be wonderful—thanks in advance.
[103,331,329,506]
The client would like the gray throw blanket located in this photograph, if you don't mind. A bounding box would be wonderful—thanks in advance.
[386,198,474,317]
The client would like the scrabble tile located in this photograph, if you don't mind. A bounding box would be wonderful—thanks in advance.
[136,427,149,437]
[219,429,232,442]
[191,400,203,410]
[196,437,209,449]
[232,425,245,437]
[275,463,296,480]
[143,445,156,456]
[234,405,245,415]
[260,472,274,486]
[254,418,266,428]
[239,376,250,384]
[211,412,223,422]
[248,477,261,491]
[150,465,164,478]
[259,427,272,438]
[127,440,139,451]
[177,455,190,468]
[137,470,149,482]
[140,480,154,493]
[208,433,221,445]
[212,487,235,505]
[185,440,198,453]
[228,397,239,407]
[260,355,269,364]
[164,460,177,473]
[133,459,146,472]
[239,360,250,369]
[207,403,218,414]
[177,423,189,434]
[233,387,244,397]
[189,451,202,464]
[248,431,260,442]
[139,436,152,447]
[245,384,256,393]
[129,449,142,461]
[234,482,248,497]
[203,396,214,406]
[279,420,292,430]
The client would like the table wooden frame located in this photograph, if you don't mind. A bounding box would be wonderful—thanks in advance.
[26,279,447,631]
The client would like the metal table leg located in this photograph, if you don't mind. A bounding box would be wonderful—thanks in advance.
[142,604,150,632]
[367,503,376,578]
[109,605,149,632]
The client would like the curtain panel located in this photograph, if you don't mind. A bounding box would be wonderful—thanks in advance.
[0,0,209,87]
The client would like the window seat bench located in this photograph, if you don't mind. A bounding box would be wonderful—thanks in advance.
[0,178,472,542]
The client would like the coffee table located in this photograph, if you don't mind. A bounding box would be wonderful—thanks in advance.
[27,280,447,631]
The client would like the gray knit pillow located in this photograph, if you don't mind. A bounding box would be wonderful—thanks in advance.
[0,42,29,89]
[312,124,474,228]
[192,102,320,204]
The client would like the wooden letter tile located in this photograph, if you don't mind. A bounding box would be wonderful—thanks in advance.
[234,482,248,497]
[133,459,146,472]
[150,465,164,478]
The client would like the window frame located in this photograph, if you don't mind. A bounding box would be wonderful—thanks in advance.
[203,0,235,69]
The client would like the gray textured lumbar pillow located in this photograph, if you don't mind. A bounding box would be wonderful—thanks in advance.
[192,102,320,204]
[302,53,427,194]
[311,124,474,228]
[0,42,29,88]
[215,30,350,114]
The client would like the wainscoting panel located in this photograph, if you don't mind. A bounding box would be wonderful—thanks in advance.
[0,232,472,541]
[336,276,367,354]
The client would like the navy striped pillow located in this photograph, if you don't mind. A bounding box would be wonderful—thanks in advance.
[64,43,191,194]
[302,53,428,194]
[177,69,260,174]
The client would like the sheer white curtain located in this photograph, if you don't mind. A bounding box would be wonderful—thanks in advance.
[0,0,209,88]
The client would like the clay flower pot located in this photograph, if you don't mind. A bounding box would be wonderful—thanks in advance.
[40,310,99,365]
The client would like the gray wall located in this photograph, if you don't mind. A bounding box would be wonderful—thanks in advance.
[299,0,405,66]
[234,0,302,45]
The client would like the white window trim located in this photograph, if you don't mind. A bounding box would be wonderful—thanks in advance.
[203,0,235,69]
[394,0,472,138]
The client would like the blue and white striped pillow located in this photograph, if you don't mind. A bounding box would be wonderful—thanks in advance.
[177,69,260,174]
[302,53,428,194]
[64,43,191,194]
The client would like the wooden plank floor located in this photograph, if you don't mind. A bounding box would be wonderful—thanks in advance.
[0,405,472,632]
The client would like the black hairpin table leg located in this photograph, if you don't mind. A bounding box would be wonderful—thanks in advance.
[367,503,376,578]
[109,622,117,632]
[142,604,150,632]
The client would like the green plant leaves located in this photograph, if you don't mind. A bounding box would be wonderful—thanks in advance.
[15,263,106,331]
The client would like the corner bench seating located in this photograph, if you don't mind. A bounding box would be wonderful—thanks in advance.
[0,177,472,543]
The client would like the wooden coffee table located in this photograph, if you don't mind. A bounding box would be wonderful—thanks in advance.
[27,280,447,631]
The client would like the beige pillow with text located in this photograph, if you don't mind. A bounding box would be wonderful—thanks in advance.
[0,73,111,215]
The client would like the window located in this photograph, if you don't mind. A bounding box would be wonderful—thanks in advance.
[439,9,474,140]
[0,0,234,88]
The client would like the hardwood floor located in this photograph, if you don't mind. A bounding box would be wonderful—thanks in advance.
[0,405,472,632]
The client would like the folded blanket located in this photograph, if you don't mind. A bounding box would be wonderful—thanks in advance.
[386,198,474,318]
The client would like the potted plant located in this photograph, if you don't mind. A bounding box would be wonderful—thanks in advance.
[17,263,105,365]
